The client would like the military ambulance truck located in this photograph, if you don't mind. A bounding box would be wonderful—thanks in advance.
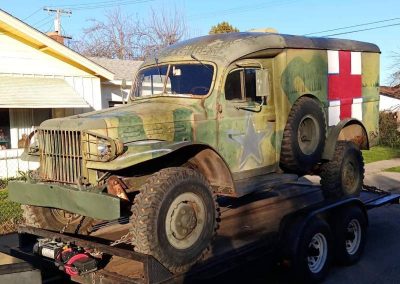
[8,32,380,276]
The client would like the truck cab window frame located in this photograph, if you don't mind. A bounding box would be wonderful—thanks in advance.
[224,67,263,104]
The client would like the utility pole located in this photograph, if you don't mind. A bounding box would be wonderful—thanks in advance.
[43,8,72,39]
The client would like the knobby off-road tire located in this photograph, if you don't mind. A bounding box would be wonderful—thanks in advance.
[280,97,326,175]
[320,141,364,199]
[22,205,95,235]
[130,167,220,274]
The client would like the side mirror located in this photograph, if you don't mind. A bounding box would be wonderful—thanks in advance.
[256,69,270,97]
[121,79,127,89]
[121,79,127,104]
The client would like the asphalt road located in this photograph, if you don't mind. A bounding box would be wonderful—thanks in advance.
[326,205,400,284]
[214,203,400,284]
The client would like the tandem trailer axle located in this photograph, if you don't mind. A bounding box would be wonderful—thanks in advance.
[1,184,399,283]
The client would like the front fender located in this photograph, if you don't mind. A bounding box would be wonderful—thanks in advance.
[322,118,369,160]
[86,140,195,171]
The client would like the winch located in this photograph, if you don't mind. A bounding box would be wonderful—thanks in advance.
[33,238,98,276]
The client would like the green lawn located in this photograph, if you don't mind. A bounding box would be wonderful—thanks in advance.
[362,146,400,164]
[385,166,400,173]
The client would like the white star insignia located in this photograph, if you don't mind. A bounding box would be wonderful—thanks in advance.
[227,116,268,169]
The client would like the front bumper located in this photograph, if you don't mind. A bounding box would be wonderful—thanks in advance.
[8,181,121,220]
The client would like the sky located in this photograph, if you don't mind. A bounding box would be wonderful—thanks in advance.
[2,0,400,84]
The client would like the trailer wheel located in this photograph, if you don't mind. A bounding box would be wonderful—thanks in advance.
[286,218,333,283]
[332,206,367,265]
[131,167,219,274]
[280,97,326,175]
[22,205,94,234]
[320,141,364,199]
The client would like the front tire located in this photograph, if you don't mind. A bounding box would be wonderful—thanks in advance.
[130,167,219,274]
[320,141,364,199]
[22,205,94,234]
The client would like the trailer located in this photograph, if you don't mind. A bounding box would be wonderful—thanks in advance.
[1,183,399,283]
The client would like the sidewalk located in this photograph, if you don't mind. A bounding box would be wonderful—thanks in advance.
[301,158,400,191]
[364,158,400,191]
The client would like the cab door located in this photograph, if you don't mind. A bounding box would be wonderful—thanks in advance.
[217,63,277,178]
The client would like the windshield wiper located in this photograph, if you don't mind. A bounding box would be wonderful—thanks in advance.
[190,54,213,73]
[154,57,162,82]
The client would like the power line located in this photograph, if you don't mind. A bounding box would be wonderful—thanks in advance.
[47,0,134,8]
[36,18,54,30]
[322,22,400,37]
[23,8,42,21]
[46,0,153,11]
[32,15,52,26]
[305,17,400,36]
[190,0,299,20]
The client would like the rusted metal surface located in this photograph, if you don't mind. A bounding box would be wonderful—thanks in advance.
[71,258,145,284]
[107,176,129,200]
[38,129,83,184]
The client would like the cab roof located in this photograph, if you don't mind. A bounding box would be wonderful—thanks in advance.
[143,32,380,67]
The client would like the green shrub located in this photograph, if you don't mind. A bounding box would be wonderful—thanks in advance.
[379,112,400,148]
[0,188,23,223]
[0,177,25,232]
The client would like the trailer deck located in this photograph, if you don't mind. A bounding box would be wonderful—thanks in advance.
[0,184,399,283]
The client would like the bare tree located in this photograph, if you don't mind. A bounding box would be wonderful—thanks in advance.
[71,9,139,59]
[71,7,187,60]
[389,51,400,86]
[137,7,187,58]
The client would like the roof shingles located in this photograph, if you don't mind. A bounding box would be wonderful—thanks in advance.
[89,57,143,81]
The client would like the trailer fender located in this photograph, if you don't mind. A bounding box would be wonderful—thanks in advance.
[322,119,369,160]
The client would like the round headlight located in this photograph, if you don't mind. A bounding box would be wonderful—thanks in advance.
[97,141,110,157]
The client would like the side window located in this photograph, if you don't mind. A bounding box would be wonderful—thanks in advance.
[225,68,262,103]
[225,70,242,100]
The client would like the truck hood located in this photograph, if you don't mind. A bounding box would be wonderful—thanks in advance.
[40,97,207,142]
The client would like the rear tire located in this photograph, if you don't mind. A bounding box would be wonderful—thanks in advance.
[131,167,219,274]
[22,205,94,234]
[320,141,364,199]
[286,218,333,283]
[332,206,367,265]
[280,97,326,175]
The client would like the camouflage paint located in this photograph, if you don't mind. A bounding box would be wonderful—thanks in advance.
[281,50,328,105]
[361,52,380,146]
[10,32,380,220]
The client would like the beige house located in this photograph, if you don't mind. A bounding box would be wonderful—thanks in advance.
[0,9,114,177]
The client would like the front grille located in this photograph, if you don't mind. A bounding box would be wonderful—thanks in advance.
[38,129,83,184]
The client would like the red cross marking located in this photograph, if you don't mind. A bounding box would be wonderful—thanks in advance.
[328,51,362,120]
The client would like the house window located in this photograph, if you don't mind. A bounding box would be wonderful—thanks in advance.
[225,68,262,103]
[8,109,51,149]
[0,109,10,150]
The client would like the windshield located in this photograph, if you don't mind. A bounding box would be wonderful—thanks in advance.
[131,63,214,98]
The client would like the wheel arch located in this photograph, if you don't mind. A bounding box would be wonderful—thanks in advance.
[115,143,236,196]
[322,118,369,160]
